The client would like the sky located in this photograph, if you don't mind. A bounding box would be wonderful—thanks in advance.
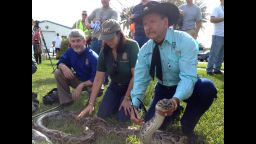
[32,0,221,48]
[32,0,143,27]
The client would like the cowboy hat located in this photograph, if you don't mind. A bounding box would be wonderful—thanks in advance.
[134,1,180,26]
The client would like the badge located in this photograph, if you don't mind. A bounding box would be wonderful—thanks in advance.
[168,63,171,69]
[85,58,89,65]
[122,52,128,60]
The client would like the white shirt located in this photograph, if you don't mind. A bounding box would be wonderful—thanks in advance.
[211,5,224,37]
[54,36,62,48]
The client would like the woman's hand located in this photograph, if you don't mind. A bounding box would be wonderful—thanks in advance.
[119,97,132,116]
[77,104,94,119]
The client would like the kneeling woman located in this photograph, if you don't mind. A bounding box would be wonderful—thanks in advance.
[78,19,139,122]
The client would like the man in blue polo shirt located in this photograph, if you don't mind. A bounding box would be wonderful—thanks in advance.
[54,29,98,106]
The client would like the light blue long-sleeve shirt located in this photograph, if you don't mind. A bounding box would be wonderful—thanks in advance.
[131,28,198,108]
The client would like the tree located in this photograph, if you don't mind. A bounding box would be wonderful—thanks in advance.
[120,0,209,34]
[56,38,69,59]
[120,6,134,33]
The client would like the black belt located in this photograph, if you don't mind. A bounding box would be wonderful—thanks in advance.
[111,82,129,86]
[157,82,177,90]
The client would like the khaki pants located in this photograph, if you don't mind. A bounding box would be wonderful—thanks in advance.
[185,29,197,39]
[54,69,91,104]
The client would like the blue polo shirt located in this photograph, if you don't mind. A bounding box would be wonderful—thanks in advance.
[57,47,98,82]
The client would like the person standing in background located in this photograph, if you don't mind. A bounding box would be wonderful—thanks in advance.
[206,0,224,75]
[179,0,202,39]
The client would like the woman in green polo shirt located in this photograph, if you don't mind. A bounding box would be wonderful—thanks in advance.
[77,19,140,122]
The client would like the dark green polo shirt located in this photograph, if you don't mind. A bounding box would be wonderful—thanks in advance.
[97,39,139,84]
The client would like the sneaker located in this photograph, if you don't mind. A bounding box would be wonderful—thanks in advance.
[32,102,39,113]
[207,71,214,75]
[32,101,39,113]
[43,88,59,105]
[213,70,223,74]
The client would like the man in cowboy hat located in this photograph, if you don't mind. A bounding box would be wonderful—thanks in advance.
[127,1,217,142]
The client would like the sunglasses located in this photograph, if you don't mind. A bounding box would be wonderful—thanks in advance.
[82,14,87,16]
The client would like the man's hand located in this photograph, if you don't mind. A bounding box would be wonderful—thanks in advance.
[193,33,198,39]
[119,97,132,116]
[130,106,144,125]
[156,97,180,117]
[77,104,94,119]
[72,83,84,101]
[60,64,75,80]
[86,23,91,29]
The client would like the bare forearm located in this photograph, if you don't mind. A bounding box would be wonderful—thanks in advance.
[124,77,134,100]
[195,21,202,34]
[210,17,224,23]
[81,80,93,88]
[88,72,104,105]
[58,63,67,70]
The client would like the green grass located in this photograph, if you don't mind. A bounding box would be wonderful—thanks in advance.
[32,59,224,144]
[46,117,83,136]
[193,69,224,144]
[95,133,127,144]
[197,62,224,70]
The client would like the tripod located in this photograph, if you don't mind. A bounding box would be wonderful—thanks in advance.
[39,30,56,73]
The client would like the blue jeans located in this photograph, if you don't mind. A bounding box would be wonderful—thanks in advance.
[90,37,102,55]
[134,35,149,48]
[97,83,130,122]
[207,35,224,72]
[144,78,217,134]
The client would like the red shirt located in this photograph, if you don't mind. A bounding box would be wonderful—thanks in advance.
[33,31,41,44]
